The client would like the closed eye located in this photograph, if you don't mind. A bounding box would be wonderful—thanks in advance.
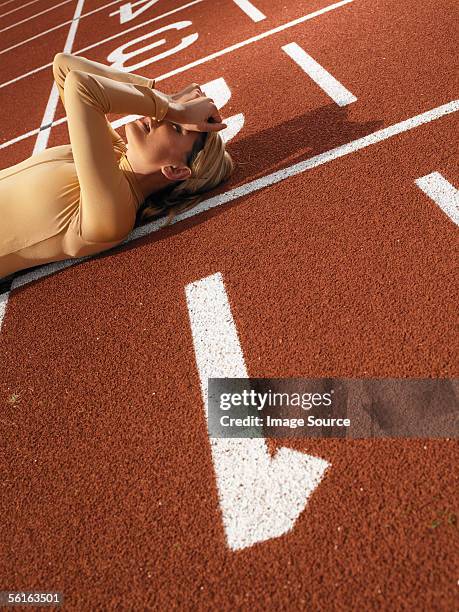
[172,123,182,134]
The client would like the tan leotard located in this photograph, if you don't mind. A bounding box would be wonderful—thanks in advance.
[0,53,170,280]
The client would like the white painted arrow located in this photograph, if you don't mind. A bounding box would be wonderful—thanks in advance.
[185,272,330,551]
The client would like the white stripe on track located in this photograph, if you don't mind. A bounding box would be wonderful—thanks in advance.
[0,0,72,33]
[0,0,41,19]
[0,0,24,8]
[232,0,266,22]
[0,292,8,327]
[33,0,86,154]
[415,171,459,227]
[1,98,457,329]
[282,42,357,106]
[184,272,330,550]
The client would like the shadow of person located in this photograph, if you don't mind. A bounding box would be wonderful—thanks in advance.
[125,101,384,247]
[248,377,458,440]
[353,378,459,438]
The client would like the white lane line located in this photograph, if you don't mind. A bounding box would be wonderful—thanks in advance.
[0,291,8,327]
[0,0,352,89]
[0,0,198,56]
[0,0,72,33]
[0,0,122,52]
[1,98,457,329]
[33,0,86,154]
[282,42,356,106]
[0,0,25,8]
[0,117,67,150]
[0,0,41,19]
[185,272,330,551]
[232,0,266,22]
[415,171,459,227]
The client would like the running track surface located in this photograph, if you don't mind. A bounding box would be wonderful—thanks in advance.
[0,0,458,609]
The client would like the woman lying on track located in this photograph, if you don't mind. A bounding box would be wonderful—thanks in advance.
[0,53,234,280]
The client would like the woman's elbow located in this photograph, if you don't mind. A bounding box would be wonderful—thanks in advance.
[52,52,73,85]
[53,52,67,73]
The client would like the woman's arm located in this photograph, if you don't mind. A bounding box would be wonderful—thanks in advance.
[59,55,172,243]
[52,52,166,148]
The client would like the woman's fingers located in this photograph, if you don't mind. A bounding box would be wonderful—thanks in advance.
[181,91,200,103]
[212,107,223,123]
[181,83,203,98]
[180,96,227,132]
[181,119,227,132]
[203,120,227,131]
[174,86,205,104]
[191,82,203,95]
[200,96,222,122]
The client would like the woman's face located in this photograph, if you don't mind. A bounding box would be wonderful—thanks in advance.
[125,116,202,179]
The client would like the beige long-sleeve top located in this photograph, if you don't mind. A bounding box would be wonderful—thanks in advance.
[0,53,170,280]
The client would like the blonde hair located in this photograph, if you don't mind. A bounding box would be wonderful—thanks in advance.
[135,129,235,228]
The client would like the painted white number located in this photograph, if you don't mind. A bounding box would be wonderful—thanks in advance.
[118,0,161,24]
[107,21,198,72]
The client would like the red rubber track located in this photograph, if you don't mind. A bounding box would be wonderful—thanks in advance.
[0,0,458,609]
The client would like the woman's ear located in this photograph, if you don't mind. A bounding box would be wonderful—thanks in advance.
[162,164,192,182]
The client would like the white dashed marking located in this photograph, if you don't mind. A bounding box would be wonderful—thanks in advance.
[415,171,459,227]
[232,0,266,22]
[282,42,357,106]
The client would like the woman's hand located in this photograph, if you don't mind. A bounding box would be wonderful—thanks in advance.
[170,82,204,103]
[169,96,227,132]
